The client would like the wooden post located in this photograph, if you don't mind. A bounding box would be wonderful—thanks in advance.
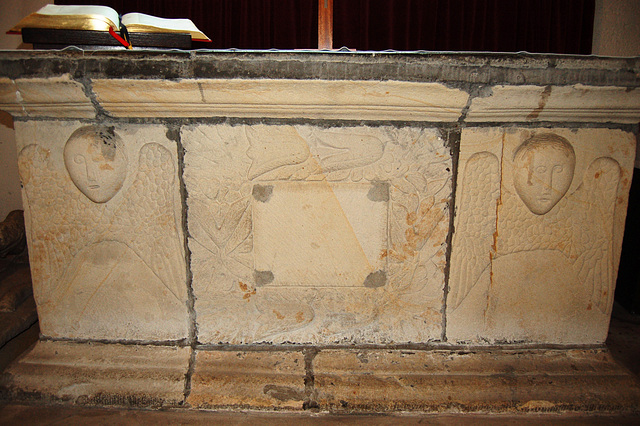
[318,0,333,49]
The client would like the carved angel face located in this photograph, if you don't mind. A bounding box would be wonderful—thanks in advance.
[513,134,575,215]
[64,126,127,203]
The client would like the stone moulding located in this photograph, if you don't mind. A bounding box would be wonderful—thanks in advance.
[0,77,638,123]
[91,79,469,121]
[466,84,640,123]
[0,76,95,118]
[0,51,639,413]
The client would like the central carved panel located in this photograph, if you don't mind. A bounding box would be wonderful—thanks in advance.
[252,181,388,288]
[183,124,452,344]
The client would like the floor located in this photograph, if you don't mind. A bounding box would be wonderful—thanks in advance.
[0,262,639,424]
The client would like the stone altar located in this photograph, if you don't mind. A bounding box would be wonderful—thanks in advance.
[0,51,639,412]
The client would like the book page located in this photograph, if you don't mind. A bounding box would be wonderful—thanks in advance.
[121,13,210,41]
[35,5,120,28]
[10,4,120,32]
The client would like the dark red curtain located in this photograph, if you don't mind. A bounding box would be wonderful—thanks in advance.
[334,0,595,53]
[56,0,594,53]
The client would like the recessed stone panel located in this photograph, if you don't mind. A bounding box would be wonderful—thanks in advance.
[14,121,189,341]
[184,124,452,344]
[447,127,636,344]
[252,181,388,288]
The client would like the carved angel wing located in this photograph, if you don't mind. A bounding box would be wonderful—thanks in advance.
[570,157,621,313]
[111,143,187,301]
[18,144,103,303]
[448,152,500,310]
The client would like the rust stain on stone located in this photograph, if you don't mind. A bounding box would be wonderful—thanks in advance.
[526,85,552,120]
[295,311,305,323]
[238,281,255,301]
[273,310,285,320]
[388,198,447,262]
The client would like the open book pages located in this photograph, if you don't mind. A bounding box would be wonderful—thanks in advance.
[9,5,120,33]
[121,13,209,41]
[9,4,211,42]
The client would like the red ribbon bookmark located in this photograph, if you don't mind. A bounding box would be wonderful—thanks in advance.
[108,26,132,49]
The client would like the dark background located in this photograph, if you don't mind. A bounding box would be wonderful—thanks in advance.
[56,0,595,53]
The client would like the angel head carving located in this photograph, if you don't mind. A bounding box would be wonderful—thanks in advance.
[63,126,127,203]
[513,133,576,215]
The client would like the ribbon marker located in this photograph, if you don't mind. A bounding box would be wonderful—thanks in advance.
[108,26,132,49]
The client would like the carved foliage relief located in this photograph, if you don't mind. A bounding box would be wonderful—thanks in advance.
[447,128,635,344]
[183,124,452,344]
[16,121,188,341]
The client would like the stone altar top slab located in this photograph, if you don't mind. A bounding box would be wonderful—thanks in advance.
[0,51,638,123]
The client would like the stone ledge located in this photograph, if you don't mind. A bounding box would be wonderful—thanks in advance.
[0,341,190,408]
[0,51,638,87]
[313,348,640,413]
[187,350,307,409]
[3,342,639,414]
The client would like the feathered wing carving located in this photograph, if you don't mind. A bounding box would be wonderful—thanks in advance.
[568,157,621,314]
[110,143,187,301]
[18,144,104,305]
[448,152,500,310]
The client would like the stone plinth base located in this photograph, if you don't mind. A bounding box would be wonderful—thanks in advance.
[2,341,639,413]
[313,348,640,412]
[0,341,190,408]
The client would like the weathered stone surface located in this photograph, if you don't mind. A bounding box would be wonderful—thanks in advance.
[0,76,94,118]
[15,121,189,341]
[0,51,638,86]
[447,128,636,344]
[313,348,640,412]
[188,350,306,409]
[0,341,190,407]
[183,124,451,344]
[93,78,468,121]
[466,85,640,123]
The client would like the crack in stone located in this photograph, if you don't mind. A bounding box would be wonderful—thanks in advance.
[182,347,197,406]
[303,347,319,409]
[78,77,109,120]
[440,128,461,343]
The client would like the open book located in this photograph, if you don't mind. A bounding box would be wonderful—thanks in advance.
[9,4,211,43]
